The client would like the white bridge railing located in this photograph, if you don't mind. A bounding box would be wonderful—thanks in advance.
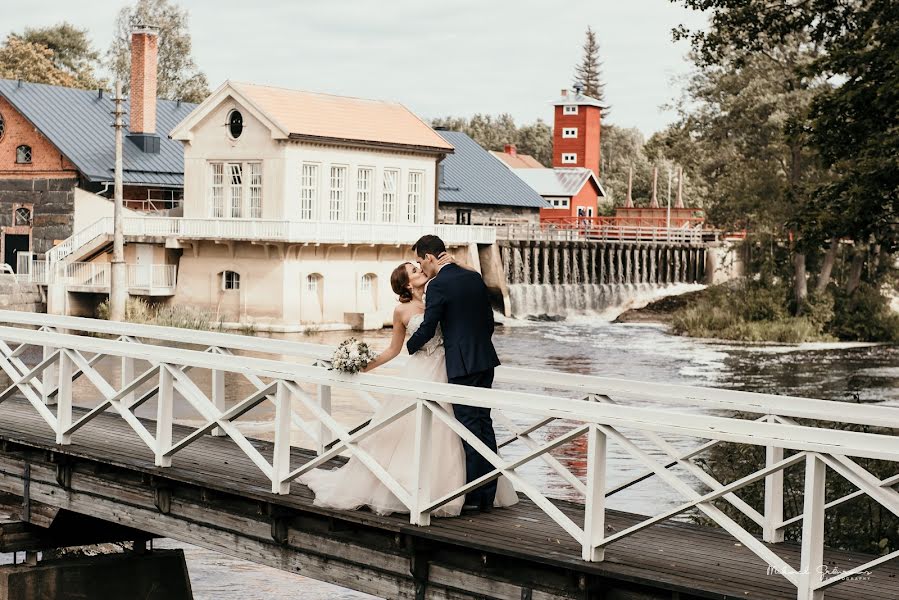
[46,217,497,263]
[1,310,898,600]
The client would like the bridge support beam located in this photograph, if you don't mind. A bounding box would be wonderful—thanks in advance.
[798,454,826,600]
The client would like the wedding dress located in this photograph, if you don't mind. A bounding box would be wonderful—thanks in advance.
[299,313,519,517]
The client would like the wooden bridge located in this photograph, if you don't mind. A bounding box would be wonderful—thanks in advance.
[1,311,898,599]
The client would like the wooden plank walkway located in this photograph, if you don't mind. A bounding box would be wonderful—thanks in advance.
[0,397,895,599]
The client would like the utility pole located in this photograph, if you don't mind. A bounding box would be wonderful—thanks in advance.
[666,167,672,231]
[109,80,127,322]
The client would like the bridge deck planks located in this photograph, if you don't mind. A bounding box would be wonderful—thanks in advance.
[0,397,896,599]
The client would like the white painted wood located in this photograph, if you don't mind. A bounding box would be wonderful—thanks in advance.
[42,339,57,406]
[582,424,606,561]
[411,401,432,526]
[764,439,785,543]
[317,384,332,455]
[156,365,174,467]
[798,453,825,600]
[272,382,292,494]
[55,351,72,444]
[211,367,226,437]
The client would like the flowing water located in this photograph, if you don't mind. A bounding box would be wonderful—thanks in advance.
[4,318,899,598]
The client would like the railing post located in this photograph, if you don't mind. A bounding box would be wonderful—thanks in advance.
[42,333,58,407]
[411,400,433,526]
[211,366,226,437]
[55,351,72,445]
[155,365,174,467]
[316,384,332,455]
[582,423,607,561]
[271,381,292,494]
[797,453,825,600]
[763,417,785,543]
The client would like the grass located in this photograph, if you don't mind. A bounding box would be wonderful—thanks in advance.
[97,298,224,332]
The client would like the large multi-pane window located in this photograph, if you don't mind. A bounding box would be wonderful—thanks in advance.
[406,171,422,223]
[210,163,224,217]
[208,161,261,219]
[356,167,372,222]
[329,166,346,221]
[248,163,262,219]
[300,163,319,220]
[381,169,398,222]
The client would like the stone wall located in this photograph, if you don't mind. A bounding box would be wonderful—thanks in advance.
[438,203,540,225]
[0,177,76,254]
[0,278,45,313]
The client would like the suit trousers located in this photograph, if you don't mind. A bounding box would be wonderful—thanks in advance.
[448,369,498,507]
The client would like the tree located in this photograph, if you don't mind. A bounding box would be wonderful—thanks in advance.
[430,114,553,167]
[573,27,608,116]
[108,0,209,103]
[19,23,105,89]
[0,36,77,87]
[600,125,652,205]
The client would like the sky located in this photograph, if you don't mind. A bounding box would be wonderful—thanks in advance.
[1,0,708,137]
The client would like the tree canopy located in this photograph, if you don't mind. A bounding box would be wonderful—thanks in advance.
[0,24,105,89]
[431,114,553,167]
[573,27,609,116]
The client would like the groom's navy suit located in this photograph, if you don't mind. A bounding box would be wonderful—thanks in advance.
[406,263,500,507]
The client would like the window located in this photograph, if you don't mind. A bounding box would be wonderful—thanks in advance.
[228,163,243,217]
[222,271,240,290]
[456,208,472,225]
[227,110,243,139]
[563,105,578,115]
[360,273,375,293]
[406,171,422,223]
[356,167,372,221]
[329,165,347,221]
[585,207,594,217]
[14,207,32,226]
[561,153,577,164]
[381,169,398,222]
[360,273,377,310]
[208,161,261,219]
[306,273,322,293]
[548,197,570,209]
[210,163,224,217]
[248,163,262,219]
[16,145,32,164]
[300,163,319,220]
[0,112,5,140]
[562,127,578,138]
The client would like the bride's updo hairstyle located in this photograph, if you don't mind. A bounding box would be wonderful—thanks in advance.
[391,263,414,303]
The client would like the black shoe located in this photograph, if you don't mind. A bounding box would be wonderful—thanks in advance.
[479,501,493,513]
[461,503,480,513]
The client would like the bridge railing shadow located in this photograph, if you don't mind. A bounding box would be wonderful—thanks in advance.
[1,310,898,600]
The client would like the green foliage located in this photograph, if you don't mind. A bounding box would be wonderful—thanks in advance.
[108,0,209,103]
[430,114,552,167]
[829,284,899,343]
[573,26,608,117]
[97,298,223,331]
[19,23,106,89]
[0,36,79,87]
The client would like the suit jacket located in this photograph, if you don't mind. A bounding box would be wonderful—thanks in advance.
[406,263,500,379]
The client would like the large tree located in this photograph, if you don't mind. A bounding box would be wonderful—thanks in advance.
[108,0,209,103]
[431,114,553,167]
[19,23,105,89]
[0,36,77,87]
[573,27,609,116]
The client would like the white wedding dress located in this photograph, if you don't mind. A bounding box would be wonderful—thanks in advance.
[300,313,519,517]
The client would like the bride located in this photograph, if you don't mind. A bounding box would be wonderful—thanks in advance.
[299,261,518,517]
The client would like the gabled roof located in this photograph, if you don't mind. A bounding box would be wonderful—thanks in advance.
[489,150,545,169]
[0,78,195,187]
[172,81,453,154]
[436,131,548,209]
[512,167,607,198]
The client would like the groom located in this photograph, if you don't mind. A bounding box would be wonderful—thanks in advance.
[406,234,501,511]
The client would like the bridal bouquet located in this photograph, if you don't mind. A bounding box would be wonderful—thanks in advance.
[330,338,377,374]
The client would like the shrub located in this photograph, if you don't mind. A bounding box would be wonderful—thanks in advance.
[829,284,899,342]
[97,298,223,332]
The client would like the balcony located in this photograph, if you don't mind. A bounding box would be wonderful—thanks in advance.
[48,218,497,263]
[62,263,177,296]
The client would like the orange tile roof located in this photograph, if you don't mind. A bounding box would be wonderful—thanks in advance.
[231,82,453,152]
[490,150,545,169]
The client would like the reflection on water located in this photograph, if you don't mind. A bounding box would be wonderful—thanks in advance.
[5,321,898,598]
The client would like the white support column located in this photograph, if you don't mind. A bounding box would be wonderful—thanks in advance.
[582,423,607,561]
[42,339,57,406]
[271,381,292,494]
[797,453,826,600]
[121,356,136,408]
[316,384,332,455]
[155,366,174,467]
[211,368,226,437]
[411,400,433,526]
[764,427,785,543]
[55,351,73,445]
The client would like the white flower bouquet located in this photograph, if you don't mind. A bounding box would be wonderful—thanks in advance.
[330,338,377,374]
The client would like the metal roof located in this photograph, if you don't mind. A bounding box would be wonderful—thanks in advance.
[489,150,545,169]
[0,78,195,187]
[512,167,607,198]
[550,90,606,108]
[436,131,548,209]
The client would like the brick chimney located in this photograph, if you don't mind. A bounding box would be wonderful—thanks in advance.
[130,25,158,136]
[504,144,517,157]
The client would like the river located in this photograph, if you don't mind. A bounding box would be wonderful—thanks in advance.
[4,319,899,598]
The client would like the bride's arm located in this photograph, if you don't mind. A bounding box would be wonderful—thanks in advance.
[362,307,407,372]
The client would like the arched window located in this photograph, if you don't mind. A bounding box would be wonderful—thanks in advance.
[14,207,32,226]
[360,273,378,311]
[16,145,32,164]
[221,270,240,290]
[0,112,5,140]
[305,273,322,294]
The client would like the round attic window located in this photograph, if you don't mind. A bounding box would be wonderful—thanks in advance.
[227,109,243,139]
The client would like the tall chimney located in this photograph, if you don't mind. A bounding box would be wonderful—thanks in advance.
[130,25,159,135]
[504,144,517,157]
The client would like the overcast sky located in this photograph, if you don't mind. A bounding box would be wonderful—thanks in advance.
[2,0,707,137]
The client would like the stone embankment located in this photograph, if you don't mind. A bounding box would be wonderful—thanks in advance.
[0,278,45,313]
